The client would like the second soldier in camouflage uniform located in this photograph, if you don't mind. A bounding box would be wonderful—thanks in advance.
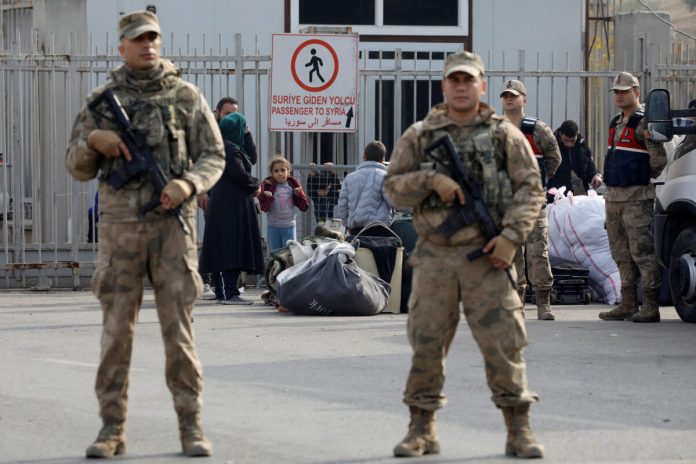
[385,52,546,459]
[66,11,225,458]
[599,72,667,323]
[501,80,561,320]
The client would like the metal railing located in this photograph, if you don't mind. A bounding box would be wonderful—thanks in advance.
[1,30,694,288]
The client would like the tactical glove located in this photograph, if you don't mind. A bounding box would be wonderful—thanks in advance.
[86,129,125,158]
[429,173,464,204]
[161,179,194,209]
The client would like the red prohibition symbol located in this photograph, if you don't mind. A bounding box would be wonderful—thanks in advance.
[291,39,339,93]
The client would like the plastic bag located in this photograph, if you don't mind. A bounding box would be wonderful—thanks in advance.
[277,244,391,316]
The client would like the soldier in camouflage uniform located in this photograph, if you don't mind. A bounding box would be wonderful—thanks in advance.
[599,72,667,323]
[385,51,546,459]
[65,11,225,458]
[500,80,561,320]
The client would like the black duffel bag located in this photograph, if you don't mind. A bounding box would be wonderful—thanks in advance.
[278,251,391,316]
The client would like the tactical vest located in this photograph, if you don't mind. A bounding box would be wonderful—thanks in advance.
[604,110,650,187]
[520,116,548,186]
[418,116,514,227]
[94,82,189,187]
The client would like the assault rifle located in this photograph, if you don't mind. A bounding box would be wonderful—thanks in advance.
[88,88,190,234]
[424,134,516,288]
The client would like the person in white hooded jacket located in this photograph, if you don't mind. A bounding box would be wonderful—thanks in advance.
[337,141,393,235]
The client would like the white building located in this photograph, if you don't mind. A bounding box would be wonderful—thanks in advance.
[3,0,684,287]
[28,0,588,161]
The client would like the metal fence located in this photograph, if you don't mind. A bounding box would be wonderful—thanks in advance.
[1,29,694,288]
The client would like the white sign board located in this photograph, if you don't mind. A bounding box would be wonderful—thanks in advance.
[270,33,359,132]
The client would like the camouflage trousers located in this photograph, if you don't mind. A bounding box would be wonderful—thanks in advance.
[92,216,204,422]
[513,206,553,294]
[403,238,539,411]
[605,200,661,292]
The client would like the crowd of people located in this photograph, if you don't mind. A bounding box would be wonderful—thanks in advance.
[65,8,670,460]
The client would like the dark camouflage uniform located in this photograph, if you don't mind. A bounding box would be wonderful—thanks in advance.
[604,109,667,296]
[385,102,544,411]
[66,59,225,423]
[513,117,560,298]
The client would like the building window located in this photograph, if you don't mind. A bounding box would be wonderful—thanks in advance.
[376,80,443,156]
[383,0,457,26]
[299,0,375,25]
[293,0,468,36]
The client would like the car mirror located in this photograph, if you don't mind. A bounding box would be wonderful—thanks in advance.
[646,89,673,142]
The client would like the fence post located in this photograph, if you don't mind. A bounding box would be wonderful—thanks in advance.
[12,29,25,285]
[393,49,402,148]
[235,33,244,112]
[68,32,81,290]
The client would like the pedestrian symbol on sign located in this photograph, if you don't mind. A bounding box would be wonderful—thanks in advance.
[305,49,325,83]
[291,39,339,93]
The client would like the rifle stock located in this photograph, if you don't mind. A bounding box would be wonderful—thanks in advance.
[88,88,190,234]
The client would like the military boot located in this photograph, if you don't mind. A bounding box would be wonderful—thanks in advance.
[632,289,661,323]
[85,420,126,458]
[535,288,555,321]
[501,404,544,458]
[517,286,527,317]
[393,407,440,457]
[178,412,213,457]
[599,286,638,321]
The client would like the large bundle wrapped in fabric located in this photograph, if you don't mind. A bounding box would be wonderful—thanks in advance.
[277,241,391,316]
[261,224,345,306]
[547,189,621,304]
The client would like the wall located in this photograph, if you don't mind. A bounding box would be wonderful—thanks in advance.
[33,0,88,52]
[86,0,284,55]
[614,11,671,82]
[473,0,585,129]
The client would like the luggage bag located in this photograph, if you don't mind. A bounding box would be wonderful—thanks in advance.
[526,256,592,305]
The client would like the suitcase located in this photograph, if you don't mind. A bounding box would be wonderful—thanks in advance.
[350,222,404,314]
[526,256,592,305]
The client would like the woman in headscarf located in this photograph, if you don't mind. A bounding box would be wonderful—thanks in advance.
[199,112,264,304]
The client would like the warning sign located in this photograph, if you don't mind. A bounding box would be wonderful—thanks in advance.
[270,33,359,132]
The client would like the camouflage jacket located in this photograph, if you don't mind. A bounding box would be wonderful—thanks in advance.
[66,59,225,222]
[604,106,667,202]
[384,102,544,247]
[522,114,561,179]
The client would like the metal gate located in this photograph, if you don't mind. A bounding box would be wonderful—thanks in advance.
[1,26,694,288]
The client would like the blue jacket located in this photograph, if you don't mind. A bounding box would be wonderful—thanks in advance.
[336,161,393,230]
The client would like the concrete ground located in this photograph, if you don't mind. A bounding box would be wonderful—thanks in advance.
[1,288,695,464]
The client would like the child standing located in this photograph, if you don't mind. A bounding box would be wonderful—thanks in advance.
[258,157,309,251]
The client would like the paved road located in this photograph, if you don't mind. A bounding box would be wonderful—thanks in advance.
[1,289,695,463]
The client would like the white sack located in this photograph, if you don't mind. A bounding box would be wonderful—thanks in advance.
[547,189,621,304]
